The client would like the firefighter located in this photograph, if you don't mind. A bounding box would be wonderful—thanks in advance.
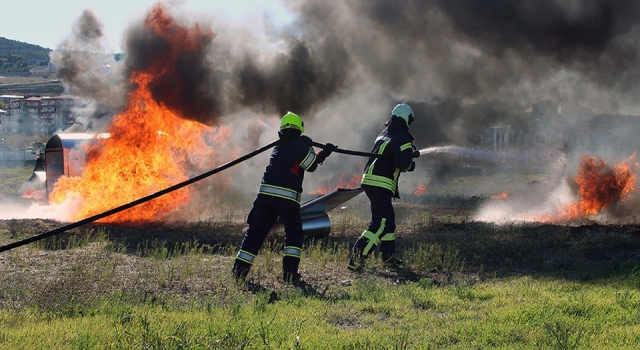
[232,112,336,285]
[348,103,420,271]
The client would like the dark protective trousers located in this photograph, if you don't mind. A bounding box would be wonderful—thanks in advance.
[233,202,304,279]
[351,185,396,262]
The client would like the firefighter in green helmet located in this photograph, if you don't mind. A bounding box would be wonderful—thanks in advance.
[232,112,336,285]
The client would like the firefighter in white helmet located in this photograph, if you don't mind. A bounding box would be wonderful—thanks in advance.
[348,103,419,271]
[233,112,336,285]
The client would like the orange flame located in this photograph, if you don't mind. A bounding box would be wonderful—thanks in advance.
[541,154,638,222]
[414,185,427,196]
[491,190,509,200]
[310,173,362,195]
[49,5,218,223]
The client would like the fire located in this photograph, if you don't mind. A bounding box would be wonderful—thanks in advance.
[414,185,427,196]
[542,154,638,222]
[310,173,362,195]
[49,4,218,223]
[491,190,509,200]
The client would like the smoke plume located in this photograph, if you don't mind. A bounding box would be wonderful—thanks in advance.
[122,4,222,125]
[47,0,640,222]
[50,9,125,129]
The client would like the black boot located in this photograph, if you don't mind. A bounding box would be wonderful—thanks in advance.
[380,241,395,262]
[348,244,366,272]
[282,256,304,285]
[383,256,403,269]
[232,260,251,282]
[381,241,402,268]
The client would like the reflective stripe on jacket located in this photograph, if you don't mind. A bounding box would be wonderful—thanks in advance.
[361,121,415,197]
[257,132,319,205]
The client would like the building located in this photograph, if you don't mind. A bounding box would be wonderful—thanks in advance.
[0,94,24,105]
[483,123,528,151]
[29,62,57,78]
[482,101,640,155]
[2,96,75,136]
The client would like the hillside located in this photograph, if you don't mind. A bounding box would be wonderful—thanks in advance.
[0,37,51,74]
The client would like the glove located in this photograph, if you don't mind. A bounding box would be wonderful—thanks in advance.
[323,143,337,157]
[316,143,336,164]
[407,161,416,172]
[413,149,420,158]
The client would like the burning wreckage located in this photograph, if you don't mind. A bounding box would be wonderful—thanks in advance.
[36,132,363,239]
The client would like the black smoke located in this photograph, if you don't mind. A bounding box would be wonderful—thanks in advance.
[55,1,640,146]
[234,36,349,115]
[121,3,222,125]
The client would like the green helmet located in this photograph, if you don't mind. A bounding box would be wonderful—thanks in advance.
[391,103,414,127]
[280,112,304,133]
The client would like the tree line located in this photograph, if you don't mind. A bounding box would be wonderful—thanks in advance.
[0,37,51,74]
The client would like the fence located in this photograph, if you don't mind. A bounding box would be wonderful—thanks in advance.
[0,150,38,166]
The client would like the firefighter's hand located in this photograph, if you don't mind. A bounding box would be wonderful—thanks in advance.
[316,143,336,164]
[323,143,337,156]
[413,149,420,158]
[407,161,416,172]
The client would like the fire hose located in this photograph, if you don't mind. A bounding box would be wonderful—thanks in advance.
[0,140,383,253]
[311,141,385,158]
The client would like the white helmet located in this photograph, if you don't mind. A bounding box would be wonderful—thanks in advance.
[391,103,414,127]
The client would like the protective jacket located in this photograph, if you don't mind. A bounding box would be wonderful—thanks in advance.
[360,118,415,198]
[255,130,321,207]
[233,129,329,282]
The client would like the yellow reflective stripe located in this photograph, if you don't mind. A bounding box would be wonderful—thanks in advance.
[365,138,390,176]
[362,231,378,256]
[362,230,381,245]
[378,138,390,154]
[284,246,302,258]
[300,148,317,170]
[393,169,400,182]
[400,142,413,151]
[361,174,396,192]
[259,184,301,203]
[236,250,255,264]
[381,232,395,241]
[362,218,386,256]
[363,240,376,256]
[366,159,377,175]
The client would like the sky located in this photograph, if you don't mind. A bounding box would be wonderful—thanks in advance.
[0,0,293,51]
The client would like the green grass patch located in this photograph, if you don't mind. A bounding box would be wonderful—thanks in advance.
[0,165,32,195]
[1,276,639,349]
[1,216,640,348]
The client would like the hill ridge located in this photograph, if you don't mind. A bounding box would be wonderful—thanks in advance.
[0,37,51,74]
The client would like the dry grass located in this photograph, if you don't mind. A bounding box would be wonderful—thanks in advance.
[2,163,640,347]
[0,76,56,85]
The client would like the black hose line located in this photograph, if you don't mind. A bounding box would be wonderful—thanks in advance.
[0,139,382,253]
[0,139,281,253]
[311,141,385,158]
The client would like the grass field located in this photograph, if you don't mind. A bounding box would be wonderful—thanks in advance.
[1,166,640,349]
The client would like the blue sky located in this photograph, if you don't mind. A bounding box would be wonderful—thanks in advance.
[1,0,293,51]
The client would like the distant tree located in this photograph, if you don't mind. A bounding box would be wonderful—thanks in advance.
[0,37,51,74]
[0,101,5,109]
